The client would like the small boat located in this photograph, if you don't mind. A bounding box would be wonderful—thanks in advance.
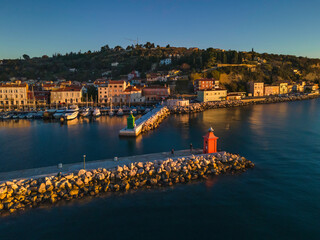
[62,105,79,121]
[2,114,11,120]
[53,107,67,119]
[26,113,35,119]
[35,111,44,119]
[108,110,114,116]
[43,109,57,119]
[92,108,101,117]
[132,109,137,115]
[12,115,18,119]
[18,114,26,119]
[80,107,90,117]
[117,108,123,116]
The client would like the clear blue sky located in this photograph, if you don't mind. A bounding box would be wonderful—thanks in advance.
[1,0,319,59]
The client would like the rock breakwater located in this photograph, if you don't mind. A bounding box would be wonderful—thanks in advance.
[170,94,320,114]
[141,107,170,133]
[0,152,254,215]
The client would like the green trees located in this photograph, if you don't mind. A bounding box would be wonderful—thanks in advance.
[23,54,30,60]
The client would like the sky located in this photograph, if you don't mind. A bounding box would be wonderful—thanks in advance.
[1,0,320,59]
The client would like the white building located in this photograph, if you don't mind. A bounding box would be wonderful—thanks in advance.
[197,89,227,102]
[50,87,82,104]
[166,99,189,108]
[160,58,172,65]
[0,81,28,106]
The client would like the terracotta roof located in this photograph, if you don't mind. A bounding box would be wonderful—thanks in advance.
[0,83,27,88]
[109,80,125,84]
[51,87,82,92]
[196,78,217,82]
[124,86,141,92]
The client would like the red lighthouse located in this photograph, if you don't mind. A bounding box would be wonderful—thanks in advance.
[203,127,219,154]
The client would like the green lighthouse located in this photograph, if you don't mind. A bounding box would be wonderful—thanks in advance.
[127,112,135,129]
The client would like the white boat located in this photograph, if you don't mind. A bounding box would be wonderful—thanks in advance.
[62,105,79,121]
[80,107,90,117]
[35,111,44,119]
[53,107,67,119]
[108,110,114,116]
[18,114,26,119]
[117,108,124,116]
[12,115,18,119]
[2,114,11,119]
[92,108,101,117]
[26,113,35,119]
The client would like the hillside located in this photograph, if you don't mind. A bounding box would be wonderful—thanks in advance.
[1,43,320,92]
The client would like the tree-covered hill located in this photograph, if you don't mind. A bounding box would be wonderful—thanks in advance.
[1,42,320,91]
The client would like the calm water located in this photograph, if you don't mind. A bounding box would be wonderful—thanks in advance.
[0,99,320,239]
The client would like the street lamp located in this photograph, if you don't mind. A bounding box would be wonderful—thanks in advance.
[83,154,86,169]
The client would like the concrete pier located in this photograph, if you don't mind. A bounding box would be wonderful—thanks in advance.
[0,149,202,182]
[119,107,167,137]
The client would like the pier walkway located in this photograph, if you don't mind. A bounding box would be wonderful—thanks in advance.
[0,149,202,182]
[119,107,164,136]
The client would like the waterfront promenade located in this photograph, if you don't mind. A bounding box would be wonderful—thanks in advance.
[0,149,202,182]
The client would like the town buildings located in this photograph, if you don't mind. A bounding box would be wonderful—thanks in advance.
[194,78,220,92]
[279,82,288,94]
[160,58,172,65]
[0,81,28,107]
[247,81,264,97]
[166,99,189,108]
[197,89,227,102]
[142,86,170,102]
[98,80,129,104]
[124,86,145,103]
[264,85,280,96]
[50,87,82,104]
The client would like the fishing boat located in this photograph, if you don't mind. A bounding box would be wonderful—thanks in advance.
[92,108,101,117]
[53,107,67,119]
[61,105,79,121]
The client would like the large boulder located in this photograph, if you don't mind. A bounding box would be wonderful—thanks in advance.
[38,183,46,193]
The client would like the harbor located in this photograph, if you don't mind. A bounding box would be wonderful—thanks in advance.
[0,97,319,239]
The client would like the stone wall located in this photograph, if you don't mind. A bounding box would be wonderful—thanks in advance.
[0,152,254,215]
[141,107,170,133]
[170,94,320,114]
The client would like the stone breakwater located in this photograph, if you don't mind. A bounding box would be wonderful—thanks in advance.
[169,94,320,114]
[0,152,253,214]
[141,107,170,133]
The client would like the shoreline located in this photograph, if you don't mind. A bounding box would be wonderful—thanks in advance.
[169,94,320,114]
[0,151,254,215]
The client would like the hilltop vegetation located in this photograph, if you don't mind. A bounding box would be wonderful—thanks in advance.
[1,42,320,92]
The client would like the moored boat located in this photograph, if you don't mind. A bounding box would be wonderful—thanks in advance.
[80,107,90,117]
[117,108,124,116]
[61,105,79,121]
[53,107,67,119]
[92,108,101,117]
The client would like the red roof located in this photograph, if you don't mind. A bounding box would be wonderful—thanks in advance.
[196,78,217,82]
[109,80,125,84]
